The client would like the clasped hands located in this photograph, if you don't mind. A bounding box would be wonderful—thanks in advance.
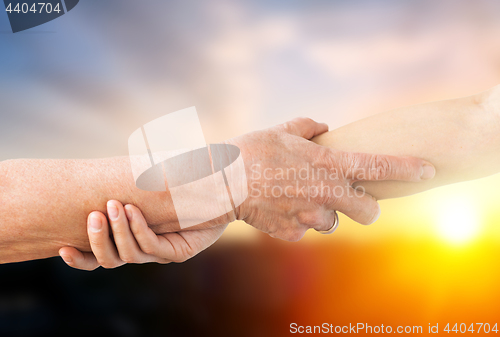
[59,118,435,270]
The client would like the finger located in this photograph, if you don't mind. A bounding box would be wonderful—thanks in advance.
[269,220,309,242]
[329,187,381,225]
[310,209,339,233]
[337,151,435,182]
[88,211,125,269]
[280,117,329,139]
[59,247,100,271]
[125,204,170,263]
[128,202,224,263]
[177,224,229,251]
[158,225,228,262]
[107,201,154,264]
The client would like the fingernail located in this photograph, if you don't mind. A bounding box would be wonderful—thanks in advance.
[107,202,119,220]
[420,164,436,180]
[61,254,73,265]
[370,207,381,225]
[89,214,102,233]
[124,206,133,221]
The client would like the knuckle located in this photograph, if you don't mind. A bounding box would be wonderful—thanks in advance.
[277,225,306,242]
[295,117,314,125]
[171,247,197,263]
[285,121,299,134]
[296,211,322,227]
[130,224,141,237]
[318,219,332,232]
[119,254,135,264]
[401,157,419,179]
[283,117,314,134]
[318,147,337,167]
[286,230,305,242]
[82,266,97,272]
[338,152,355,177]
[141,245,156,256]
[89,237,104,249]
[268,232,279,239]
[371,155,391,180]
[109,224,127,236]
[292,117,306,124]
[100,261,117,269]
[325,194,340,208]
[179,256,190,263]
[315,187,336,206]
[182,246,196,259]
[172,255,189,263]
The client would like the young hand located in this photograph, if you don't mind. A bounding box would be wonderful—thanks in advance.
[59,200,228,271]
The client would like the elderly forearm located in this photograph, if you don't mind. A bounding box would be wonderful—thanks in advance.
[0,157,231,263]
[313,85,500,200]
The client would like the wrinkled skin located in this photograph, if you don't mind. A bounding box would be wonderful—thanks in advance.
[226,117,433,241]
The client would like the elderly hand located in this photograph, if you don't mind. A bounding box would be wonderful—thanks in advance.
[226,117,435,241]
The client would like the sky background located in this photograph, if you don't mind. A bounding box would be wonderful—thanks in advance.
[1,0,500,335]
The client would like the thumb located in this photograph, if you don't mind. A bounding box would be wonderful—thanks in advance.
[59,247,100,271]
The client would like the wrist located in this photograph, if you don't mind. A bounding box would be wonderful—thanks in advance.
[221,138,253,222]
[468,86,500,138]
[479,84,500,121]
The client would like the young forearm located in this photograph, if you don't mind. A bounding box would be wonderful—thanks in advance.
[313,85,500,200]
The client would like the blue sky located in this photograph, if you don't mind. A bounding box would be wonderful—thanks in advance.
[1,0,499,159]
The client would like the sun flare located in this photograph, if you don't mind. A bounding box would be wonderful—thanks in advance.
[437,197,479,244]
